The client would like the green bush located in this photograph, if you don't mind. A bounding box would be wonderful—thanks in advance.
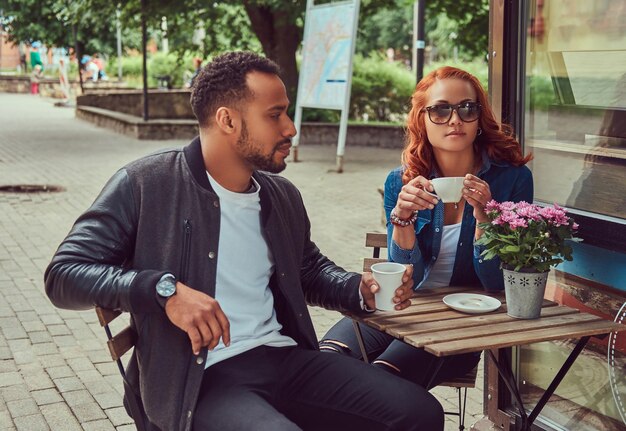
[425,59,489,91]
[105,53,196,88]
[350,54,415,122]
[106,55,143,79]
[149,52,194,88]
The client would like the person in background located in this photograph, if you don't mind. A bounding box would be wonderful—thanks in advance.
[81,56,100,83]
[187,57,203,88]
[44,51,444,431]
[58,58,71,103]
[320,66,534,390]
[92,54,108,81]
[30,65,43,95]
[30,42,43,71]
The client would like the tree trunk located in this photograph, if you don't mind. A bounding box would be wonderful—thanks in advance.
[72,25,85,95]
[243,2,301,105]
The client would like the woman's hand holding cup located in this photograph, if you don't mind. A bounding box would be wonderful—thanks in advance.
[394,175,439,219]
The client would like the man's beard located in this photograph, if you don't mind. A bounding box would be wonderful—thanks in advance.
[236,120,289,173]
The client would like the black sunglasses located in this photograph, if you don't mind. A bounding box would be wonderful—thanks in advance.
[424,102,481,124]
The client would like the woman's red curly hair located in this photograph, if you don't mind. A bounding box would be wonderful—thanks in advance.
[401,66,532,184]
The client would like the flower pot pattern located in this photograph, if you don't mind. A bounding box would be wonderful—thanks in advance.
[502,268,549,319]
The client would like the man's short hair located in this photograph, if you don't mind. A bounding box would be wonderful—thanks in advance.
[190,51,281,127]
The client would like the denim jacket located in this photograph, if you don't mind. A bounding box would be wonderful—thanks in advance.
[384,154,533,292]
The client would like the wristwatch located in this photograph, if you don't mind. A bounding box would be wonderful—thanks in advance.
[156,273,177,308]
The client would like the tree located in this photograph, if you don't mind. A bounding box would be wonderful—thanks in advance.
[154,0,395,106]
[356,0,489,64]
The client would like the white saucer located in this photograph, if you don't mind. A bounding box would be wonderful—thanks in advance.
[443,293,502,314]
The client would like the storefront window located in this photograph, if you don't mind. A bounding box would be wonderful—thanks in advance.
[524,0,625,219]
[521,1,626,429]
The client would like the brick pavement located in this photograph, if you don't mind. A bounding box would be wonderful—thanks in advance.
[0,93,485,430]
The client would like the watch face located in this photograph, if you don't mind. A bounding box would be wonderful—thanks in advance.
[157,278,176,297]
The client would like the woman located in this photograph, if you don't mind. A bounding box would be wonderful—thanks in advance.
[320,66,533,388]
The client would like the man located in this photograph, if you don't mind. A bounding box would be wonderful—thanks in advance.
[45,51,444,431]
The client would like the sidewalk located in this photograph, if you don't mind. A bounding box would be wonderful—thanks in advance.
[0,93,484,430]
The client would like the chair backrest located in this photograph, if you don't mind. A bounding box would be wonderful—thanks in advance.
[95,307,146,431]
[363,232,388,272]
[95,307,136,364]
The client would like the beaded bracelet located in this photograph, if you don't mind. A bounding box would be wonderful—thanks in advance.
[389,208,418,227]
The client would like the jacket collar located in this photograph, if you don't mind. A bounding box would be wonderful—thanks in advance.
[183,136,273,225]
[183,136,213,191]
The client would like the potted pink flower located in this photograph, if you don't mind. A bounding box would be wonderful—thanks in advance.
[476,201,580,319]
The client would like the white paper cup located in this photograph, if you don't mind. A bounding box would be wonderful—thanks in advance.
[431,177,464,203]
[371,262,406,312]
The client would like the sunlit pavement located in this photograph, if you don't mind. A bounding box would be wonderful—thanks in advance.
[0,93,483,430]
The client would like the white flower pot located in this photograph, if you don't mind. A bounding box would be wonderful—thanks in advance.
[502,267,549,319]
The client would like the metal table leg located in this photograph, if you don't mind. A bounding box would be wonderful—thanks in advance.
[488,336,591,431]
[352,319,370,363]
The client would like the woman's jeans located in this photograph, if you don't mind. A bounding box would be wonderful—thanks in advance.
[320,317,481,389]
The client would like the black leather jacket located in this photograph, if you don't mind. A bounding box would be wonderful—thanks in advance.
[44,137,362,431]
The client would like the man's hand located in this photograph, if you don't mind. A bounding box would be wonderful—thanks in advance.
[164,283,230,355]
[359,265,414,311]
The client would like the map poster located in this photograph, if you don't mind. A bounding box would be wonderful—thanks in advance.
[298,1,357,109]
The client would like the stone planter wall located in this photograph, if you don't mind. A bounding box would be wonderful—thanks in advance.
[0,75,128,98]
[77,90,193,119]
[73,89,406,146]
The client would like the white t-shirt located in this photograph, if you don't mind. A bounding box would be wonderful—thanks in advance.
[204,173,296,368]
[420,222,462,289]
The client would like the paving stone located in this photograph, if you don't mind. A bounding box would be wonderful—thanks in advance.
[103,407,132,427]
[39,403,82,431]
[75,370,106,385]
[6,398,39,418]
[28,332,53,344]
[62,390,94,408]
[0,385,30,402]
[0,360,17,373]
[52,336,77,348]
[0,409,12,428]
[38,354,67,368]
[46,365,74,380]
[81,419,116,431]
[114,425,135,431]
[31,389,64,406]
[70,402,107,422]
[15,311,38,322]
[66,358,96,373]
[13,413,48,431]
[32,342,59,356]
[0,347,13,360]
[23,371,55,391]
[39,315,63,326]
[94,363,118,377]
[0,373,22,388]
[53,377,85,393]
[47,325,71,337]
[21,320,46,333]
[91,392,122,410]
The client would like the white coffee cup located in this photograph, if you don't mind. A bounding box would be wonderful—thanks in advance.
[370,262,406,312]
[430,177,465,203]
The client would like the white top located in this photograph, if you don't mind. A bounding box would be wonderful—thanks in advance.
[420,222,462,289]
[204,173,296,368]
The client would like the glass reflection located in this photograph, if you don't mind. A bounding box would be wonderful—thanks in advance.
[521,0,626,429]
